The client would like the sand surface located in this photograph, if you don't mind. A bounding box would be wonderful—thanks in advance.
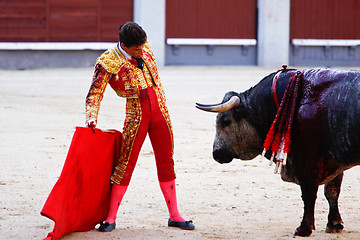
[1,65,360,239]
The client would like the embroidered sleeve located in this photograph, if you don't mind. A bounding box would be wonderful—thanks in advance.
[85,64,112,122]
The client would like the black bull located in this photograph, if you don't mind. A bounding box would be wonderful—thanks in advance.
[196,68,360,237]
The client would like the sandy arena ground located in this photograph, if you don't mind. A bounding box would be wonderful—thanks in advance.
[1,65,360,240]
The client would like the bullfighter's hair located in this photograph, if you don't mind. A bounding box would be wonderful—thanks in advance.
[263,70,303,173]
[118,22,147,47]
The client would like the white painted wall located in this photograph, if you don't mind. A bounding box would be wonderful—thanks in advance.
[134,0,166,66]
[257,0,290,66]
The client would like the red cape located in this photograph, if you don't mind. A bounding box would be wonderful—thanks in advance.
[41,127,122,240]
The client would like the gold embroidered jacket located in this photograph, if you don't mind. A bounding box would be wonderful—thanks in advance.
[85,42,166,122]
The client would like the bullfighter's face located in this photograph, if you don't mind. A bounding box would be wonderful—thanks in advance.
[213,109,262,163]
[121,43,145,58]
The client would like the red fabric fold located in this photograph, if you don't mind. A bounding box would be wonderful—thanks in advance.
[41,127,122,240]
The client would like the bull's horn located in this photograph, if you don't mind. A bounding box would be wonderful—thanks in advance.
[195,102,222,107]
[196,96,240,112]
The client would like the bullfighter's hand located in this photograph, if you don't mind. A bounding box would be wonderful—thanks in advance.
[86,119,97,132]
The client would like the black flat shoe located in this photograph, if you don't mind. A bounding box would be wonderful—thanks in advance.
[168,218,195,230]
[98,222,116,232]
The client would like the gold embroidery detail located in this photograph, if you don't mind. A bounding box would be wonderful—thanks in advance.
[85,65,111,122]
[96,48,121,74]
[110,98,142,184]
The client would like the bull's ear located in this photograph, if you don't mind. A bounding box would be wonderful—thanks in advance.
[232,98,246,119]
[233,106,242,120]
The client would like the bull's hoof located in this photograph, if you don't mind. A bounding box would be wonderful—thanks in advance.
[294,226,312,237]
[325,222,344,233]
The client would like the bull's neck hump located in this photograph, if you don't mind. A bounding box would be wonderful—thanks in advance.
[245,70,296,137]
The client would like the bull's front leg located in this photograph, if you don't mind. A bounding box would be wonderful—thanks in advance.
[295,183,318,237]
[324,172,344,233]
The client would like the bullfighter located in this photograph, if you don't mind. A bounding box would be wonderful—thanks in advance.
[85,22,195,232]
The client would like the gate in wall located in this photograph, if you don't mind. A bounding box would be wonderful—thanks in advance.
[0,0,133,69]
[0,0,133,42]
[165,0,257,65]
[290,0,360,66]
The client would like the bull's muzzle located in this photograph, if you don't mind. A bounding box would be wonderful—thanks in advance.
[213,149,234,164]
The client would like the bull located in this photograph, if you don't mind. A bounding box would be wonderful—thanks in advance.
[196,67,360,236]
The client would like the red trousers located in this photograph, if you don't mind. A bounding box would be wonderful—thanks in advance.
[119,87,176,185]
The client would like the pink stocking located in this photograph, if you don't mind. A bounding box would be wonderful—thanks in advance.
[159,180,186,222]
[105,184,128,224]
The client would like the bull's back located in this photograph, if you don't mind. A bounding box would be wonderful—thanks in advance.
[299,69,360,164]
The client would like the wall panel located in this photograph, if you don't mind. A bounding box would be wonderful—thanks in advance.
[290,0,360,39]
[0,0,47,41]
[166,0,257,39]
[0,0,133,42]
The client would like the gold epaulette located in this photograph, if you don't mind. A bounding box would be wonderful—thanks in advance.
[96,48,121,74]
